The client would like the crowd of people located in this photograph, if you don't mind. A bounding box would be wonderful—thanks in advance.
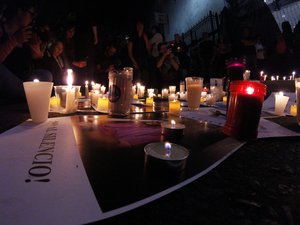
[1,0,300,102]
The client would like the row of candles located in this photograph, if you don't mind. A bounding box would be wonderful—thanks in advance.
[259,71,296,81]
[49,69,298,118]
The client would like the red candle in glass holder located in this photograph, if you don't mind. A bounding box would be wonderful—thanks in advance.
[223,81,266,141]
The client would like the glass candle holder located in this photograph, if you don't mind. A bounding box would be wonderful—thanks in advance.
[223,81,266,140]
[54,85,81,114]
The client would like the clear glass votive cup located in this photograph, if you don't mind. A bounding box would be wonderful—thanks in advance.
[185,77,203,110]
[54,85,81,114]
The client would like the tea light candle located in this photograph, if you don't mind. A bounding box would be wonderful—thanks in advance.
[162,88,169,98]
[275,91,289,116]
[290,104,297,116]
[146,97,154,106]
[97,96,109,112]
[169,99,180,115]
[161,120,185,139]
[144,142,189,161]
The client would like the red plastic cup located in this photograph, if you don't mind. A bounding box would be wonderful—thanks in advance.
[223,81,266,141]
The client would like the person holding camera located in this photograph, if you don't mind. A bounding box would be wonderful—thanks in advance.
[156,42,180,90]
[0,0,52,101]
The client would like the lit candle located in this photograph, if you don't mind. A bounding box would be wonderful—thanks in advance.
[49,96,59,111]
[264,75,267,81]
[65,69,76,114]
[259,71,264,81]
[147,88,154,98]
[161,120,185,139]
[276,75,279,81]
[283,76,286,80]
[275,91,289,116]
[169,85,176,94]
[133,94,138,100]
[85,80,89,97]
[132,85,136,96]
[223,95,227,104]
[137,85,145,98]
[100,85,106,94]
[290,104,297,116]
[206,94,216,106]
[271,76,275,81]
[97,96,109,112]
[164,142,171,157]
[223,81,266,140]
[146,97,154,106]
[179,91,186,100]
[169,99,180,115]
[162,88,169,98]
[168,93,176,101]
[292,71,296,80]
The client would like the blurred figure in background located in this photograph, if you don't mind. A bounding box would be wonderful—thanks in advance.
[127,19,151,86]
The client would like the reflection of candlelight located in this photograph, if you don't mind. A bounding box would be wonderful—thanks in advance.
[164,142,171,157]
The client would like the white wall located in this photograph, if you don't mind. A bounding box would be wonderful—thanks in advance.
[164,0,225,41]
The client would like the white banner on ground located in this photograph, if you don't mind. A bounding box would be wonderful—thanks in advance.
[0,117,101,225]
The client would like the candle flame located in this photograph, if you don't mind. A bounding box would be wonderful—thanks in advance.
[278,91,283,96]
[67,69,73,88]
[246,86,254,95]
[171,120,176,125]
[33,79,39,82]
[85,80,89,85]
[165,142,172,150]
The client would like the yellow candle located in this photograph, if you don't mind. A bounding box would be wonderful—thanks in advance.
[169,99,180,115]
[133,94,138,100]
[290,104,297,116]
[223,96,227,104]
[97,97,109,112]
[146,97,154,106]
[49,96,60,110]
